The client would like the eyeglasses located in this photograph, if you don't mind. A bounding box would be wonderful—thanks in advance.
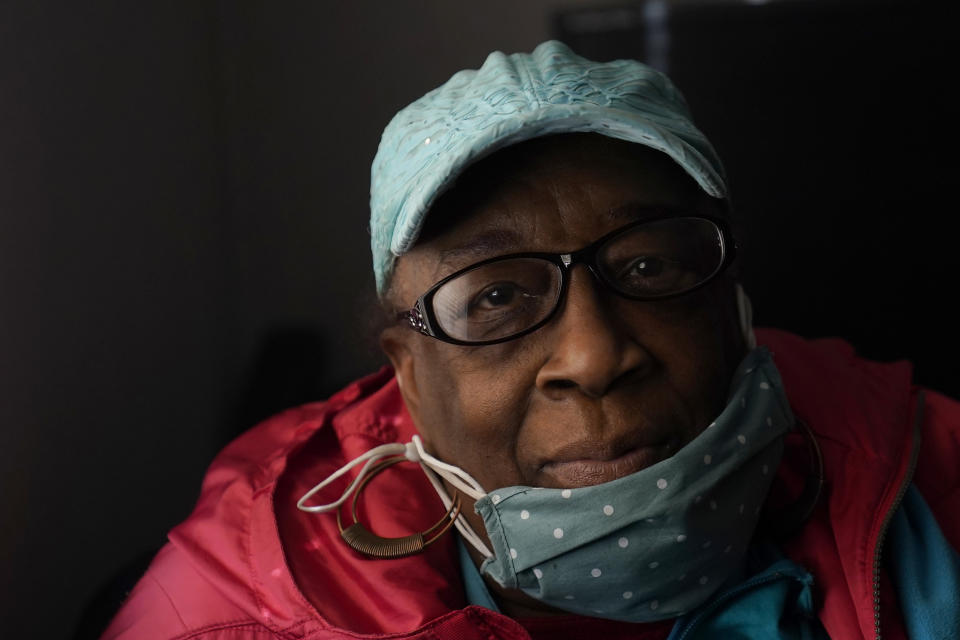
[398,215,736,346]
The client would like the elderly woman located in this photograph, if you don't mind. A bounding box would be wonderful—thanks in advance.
[103,42,960,640]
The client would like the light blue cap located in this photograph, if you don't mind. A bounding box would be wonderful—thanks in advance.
[370,40,728,295]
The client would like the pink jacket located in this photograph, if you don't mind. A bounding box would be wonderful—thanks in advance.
[102,329,960,640]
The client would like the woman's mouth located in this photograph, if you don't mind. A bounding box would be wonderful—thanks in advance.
[539,442,672,488]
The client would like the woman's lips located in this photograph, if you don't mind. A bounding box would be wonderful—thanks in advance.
[540,443,670,488]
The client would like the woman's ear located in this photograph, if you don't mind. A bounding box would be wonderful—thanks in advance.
[380,326,421,421]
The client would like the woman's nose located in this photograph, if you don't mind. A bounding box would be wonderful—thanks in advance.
[535,265,652,399]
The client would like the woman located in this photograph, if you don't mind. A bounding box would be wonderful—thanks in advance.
[103,41,960,640]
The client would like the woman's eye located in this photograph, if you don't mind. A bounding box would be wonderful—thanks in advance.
[472,284,518,310]
[614,255,697,294]
[623,257,665,278]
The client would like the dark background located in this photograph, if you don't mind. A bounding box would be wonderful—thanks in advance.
[1,1,955,638]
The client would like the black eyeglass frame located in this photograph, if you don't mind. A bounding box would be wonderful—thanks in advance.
[398,214,738,346]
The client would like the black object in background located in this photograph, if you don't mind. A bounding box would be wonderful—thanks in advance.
[556,0,958,397]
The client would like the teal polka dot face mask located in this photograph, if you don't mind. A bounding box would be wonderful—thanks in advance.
[298,347,792,621]
[472,347,792,621]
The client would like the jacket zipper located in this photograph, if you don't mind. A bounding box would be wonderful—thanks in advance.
[870,390,924,640]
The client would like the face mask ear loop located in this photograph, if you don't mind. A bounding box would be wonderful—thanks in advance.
[409,435,494,559]
[417,460,494,559]
[296,436,494,559]
[410,435,486,500]
[297,442,407,513]
[735,282,757,350]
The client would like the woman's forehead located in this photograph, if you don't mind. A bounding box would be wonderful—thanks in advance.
[412,135,718,271]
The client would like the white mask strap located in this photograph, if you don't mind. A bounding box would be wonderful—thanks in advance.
[297,435,493,559]
[736,282,757,350]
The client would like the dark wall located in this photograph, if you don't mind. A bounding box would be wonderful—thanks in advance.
[1,2,228,637]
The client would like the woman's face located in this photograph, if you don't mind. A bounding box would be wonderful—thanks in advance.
[381,135,744,603]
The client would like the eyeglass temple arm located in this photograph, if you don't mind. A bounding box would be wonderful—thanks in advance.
[398,302,431,337]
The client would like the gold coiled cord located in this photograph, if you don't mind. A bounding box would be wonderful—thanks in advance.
[336,457,462,559]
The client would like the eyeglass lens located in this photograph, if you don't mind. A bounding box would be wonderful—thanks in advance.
[430,217,724,343]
